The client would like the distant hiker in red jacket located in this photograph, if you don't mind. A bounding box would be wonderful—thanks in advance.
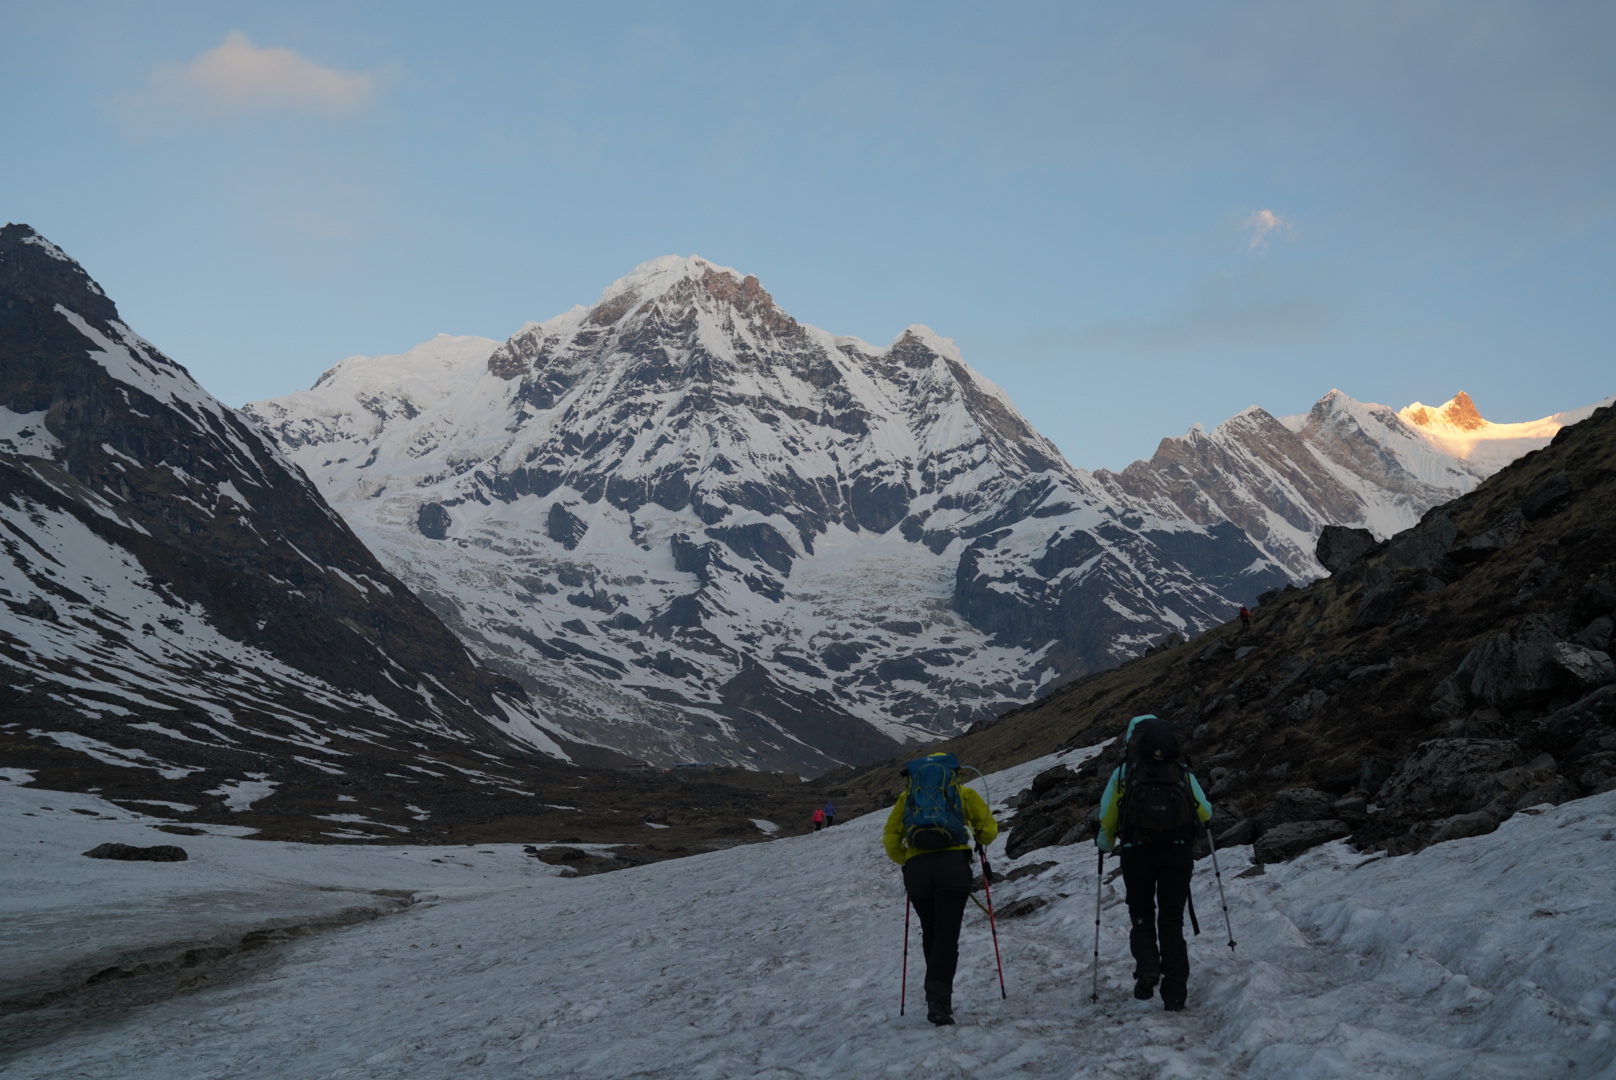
[812,807,826,832]
[1238,605,1252,631]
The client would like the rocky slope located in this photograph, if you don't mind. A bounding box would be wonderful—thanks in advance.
[825,398,1616,864]
[246,258,1292,774]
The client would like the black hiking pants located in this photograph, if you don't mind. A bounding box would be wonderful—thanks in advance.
[1120,843,1194,981]
[903,848,973,1001]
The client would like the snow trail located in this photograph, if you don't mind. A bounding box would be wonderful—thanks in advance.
[3,757,1613,1078]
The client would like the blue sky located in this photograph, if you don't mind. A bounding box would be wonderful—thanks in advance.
[3,1,1612,468]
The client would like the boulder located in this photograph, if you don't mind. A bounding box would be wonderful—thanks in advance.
[82,843,187,862]
[1521,474,1574,520]
[1551,642,1615,689]
[1214,819,1258,847]
[1537,685,1616,743]
[1378,514,1458,573]
[1254,819,1350,863]
[1448,529,1514,564]
[1575,581,1616,622]
[1425,811,1500,846]
[1280,689,1329,722]
[1331,796,1370,823]
[1571,616,1613,653]
[1376,738,1520,818]
[1355,571,1445,629]
[998,896,1048,919]
[1263,787,1336,825]
[1316,526,1376,575]
[1428,674,1468,720]
[1513,777,1580,810]
[1452,615,1563,709]
[1004,860,1058,883]
[22,595,58,621]
[1026,765,1078,799]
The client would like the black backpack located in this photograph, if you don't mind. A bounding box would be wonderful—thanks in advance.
[1118,718,1198,845]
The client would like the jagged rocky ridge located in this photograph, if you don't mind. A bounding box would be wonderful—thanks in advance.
[247,258,1299,774]
[833,399,1616,866]
[1093,389,1610,583]
[246,257,1605,775]
[0,224,610,839]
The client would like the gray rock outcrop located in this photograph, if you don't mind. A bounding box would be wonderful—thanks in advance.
[1316,526,1376,575]
[1254,819,1350,863]
[82,843,188,862]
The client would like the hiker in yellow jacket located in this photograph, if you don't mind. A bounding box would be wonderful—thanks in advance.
[883,753,998,1026]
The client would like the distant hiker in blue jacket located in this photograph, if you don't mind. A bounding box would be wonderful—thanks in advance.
[1095,715,1212,1011]
[823,802,836,827]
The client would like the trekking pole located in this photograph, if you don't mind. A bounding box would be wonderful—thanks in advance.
[1091,850,1103,1003]
[900,896,911,1016]
[976,844,1007,999]
[1206,826,1236,952]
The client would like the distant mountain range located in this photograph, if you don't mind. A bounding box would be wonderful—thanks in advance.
[1095,388,1611,583]
[243,255,1610,773]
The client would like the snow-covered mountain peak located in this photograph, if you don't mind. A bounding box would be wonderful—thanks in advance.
[1396,390,1614,472]
[1403,391,1486,432]
[599,254,750,303]
[247,258,1293,771]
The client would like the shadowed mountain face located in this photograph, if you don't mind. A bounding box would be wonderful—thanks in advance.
[248,257,1291,774]
[0,224,605,833]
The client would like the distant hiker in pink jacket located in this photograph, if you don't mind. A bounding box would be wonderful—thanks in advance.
[812,807,826,832]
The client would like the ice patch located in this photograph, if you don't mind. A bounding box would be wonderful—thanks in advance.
[205,776,277,811]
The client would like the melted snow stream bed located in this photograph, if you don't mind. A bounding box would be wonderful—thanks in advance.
[2,752,1613,1079]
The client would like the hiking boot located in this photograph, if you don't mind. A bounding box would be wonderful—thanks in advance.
[1161,978,1187,1011]
[926,995,955,1026]
[1132,973,1158,1001]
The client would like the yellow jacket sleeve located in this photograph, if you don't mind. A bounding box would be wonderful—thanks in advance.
[883,793,910,865]
[962,785,999,847]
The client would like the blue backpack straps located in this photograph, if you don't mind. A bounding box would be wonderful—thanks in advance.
[901,754,970,850]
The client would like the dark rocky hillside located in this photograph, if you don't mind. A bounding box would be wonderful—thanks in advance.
[820,399,1616,864]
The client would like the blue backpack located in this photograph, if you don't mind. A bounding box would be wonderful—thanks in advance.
[901,754,969,850]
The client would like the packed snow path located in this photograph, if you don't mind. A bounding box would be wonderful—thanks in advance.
[3,755,1614,1079]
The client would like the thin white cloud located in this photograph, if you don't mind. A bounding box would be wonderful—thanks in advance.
[1244,208,1296,252]
[123,32,375,129]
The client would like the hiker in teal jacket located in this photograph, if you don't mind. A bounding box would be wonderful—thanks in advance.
[1095,715,1212,1011]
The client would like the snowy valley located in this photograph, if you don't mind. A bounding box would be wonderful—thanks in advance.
[4,752,1613,1078]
